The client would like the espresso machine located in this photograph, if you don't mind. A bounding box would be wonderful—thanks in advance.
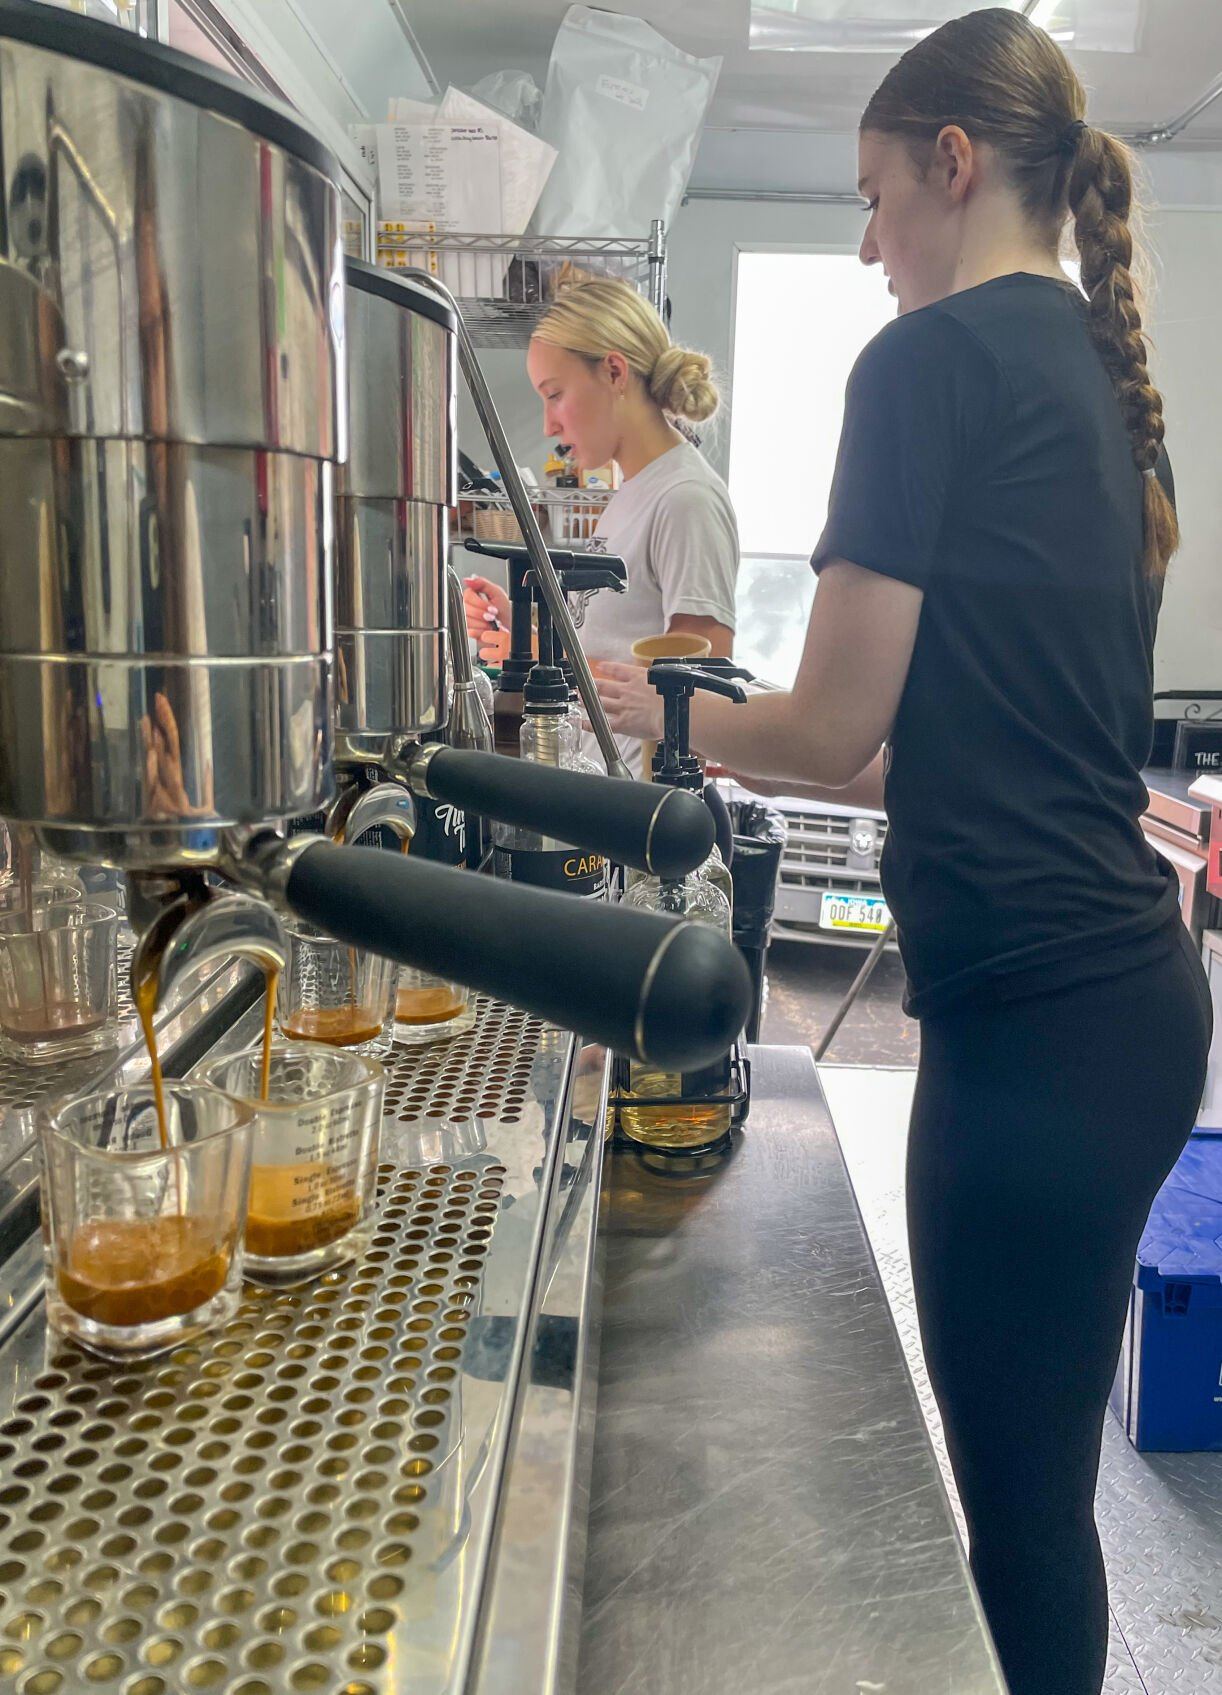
[0,0,749,1071]
[0,11,754,1686]
[324,259,659,876]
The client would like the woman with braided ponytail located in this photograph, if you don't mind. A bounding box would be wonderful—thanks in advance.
[597,12,1211,1692]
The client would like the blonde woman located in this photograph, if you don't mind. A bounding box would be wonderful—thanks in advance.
[464,278,738,776]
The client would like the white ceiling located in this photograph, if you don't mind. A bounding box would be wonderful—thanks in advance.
[405,0,1222,141]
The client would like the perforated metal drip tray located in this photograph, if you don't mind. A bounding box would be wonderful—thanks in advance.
[0,1163,502,1694]
[382,998,546,1131]
[0,996,578,1695]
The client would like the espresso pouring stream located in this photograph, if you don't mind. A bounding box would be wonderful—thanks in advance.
[135,953,279,1154]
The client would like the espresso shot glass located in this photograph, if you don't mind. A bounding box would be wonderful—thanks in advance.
[195,1042,385,1286]
[0,899,118,1063]
[41,1082,253,1360]
[279,923,396,1058]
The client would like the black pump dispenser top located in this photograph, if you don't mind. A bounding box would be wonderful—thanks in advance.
[521,588,570,715]
[648,660,752,793]
[520,562,628,714]
[463,538,626,699]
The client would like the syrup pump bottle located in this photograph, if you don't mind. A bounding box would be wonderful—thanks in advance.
[467,538,578,757]
[528,560,627,772]
[491,593,608,898]
[491,548,536,757]
[465,537,626,763]
[618,662,750,1152]
[626,659,752,919]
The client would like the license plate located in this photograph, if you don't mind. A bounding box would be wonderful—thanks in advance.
[818,892,891,934]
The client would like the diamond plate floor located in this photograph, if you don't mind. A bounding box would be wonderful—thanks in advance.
[819,1064,1222,1695]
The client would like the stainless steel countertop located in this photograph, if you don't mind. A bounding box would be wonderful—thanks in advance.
[579,1045,1007,1695]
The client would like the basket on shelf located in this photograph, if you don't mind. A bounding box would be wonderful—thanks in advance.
[470,505,523,544]
[376,227,666,349]
[459,488,615,551]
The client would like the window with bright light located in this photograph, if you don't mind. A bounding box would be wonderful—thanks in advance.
[729,252,895,556]
[727,251,894,686]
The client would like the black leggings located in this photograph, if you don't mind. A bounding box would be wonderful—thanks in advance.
[907,926,1213,1695]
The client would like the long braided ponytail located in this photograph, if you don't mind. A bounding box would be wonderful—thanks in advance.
[862,7,1178,578]
[1067,129,1178,577]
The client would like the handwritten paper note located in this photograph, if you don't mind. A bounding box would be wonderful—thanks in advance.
[374,124,503,296]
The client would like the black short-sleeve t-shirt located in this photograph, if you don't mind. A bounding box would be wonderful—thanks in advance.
[812,272,1180,1017]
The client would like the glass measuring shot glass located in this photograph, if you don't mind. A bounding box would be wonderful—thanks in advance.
[40,1083,253,1360]
[396,966,474,1047]
[0,898,118,1062]
[0,880,83,918]
[195,1042,385,1285]
[279,922,396,1058]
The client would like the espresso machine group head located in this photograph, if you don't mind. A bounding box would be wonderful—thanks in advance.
[0,2,751,1069]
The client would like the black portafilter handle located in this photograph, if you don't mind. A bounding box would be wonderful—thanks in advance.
[414,746,714,879]
[286,844,751,1069]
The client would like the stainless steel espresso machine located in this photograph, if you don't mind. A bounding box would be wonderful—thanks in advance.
[0,0,750,1065]
[0,8,749,1691]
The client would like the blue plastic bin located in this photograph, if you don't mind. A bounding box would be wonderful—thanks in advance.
[1110,1136,1222,1452]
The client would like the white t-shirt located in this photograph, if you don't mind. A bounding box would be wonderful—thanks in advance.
[576,442,739,776]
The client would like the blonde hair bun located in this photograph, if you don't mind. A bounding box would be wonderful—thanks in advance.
[534,277,721,424]
[649,346,719,423]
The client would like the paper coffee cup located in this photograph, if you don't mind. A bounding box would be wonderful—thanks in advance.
[630,633,713,665]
